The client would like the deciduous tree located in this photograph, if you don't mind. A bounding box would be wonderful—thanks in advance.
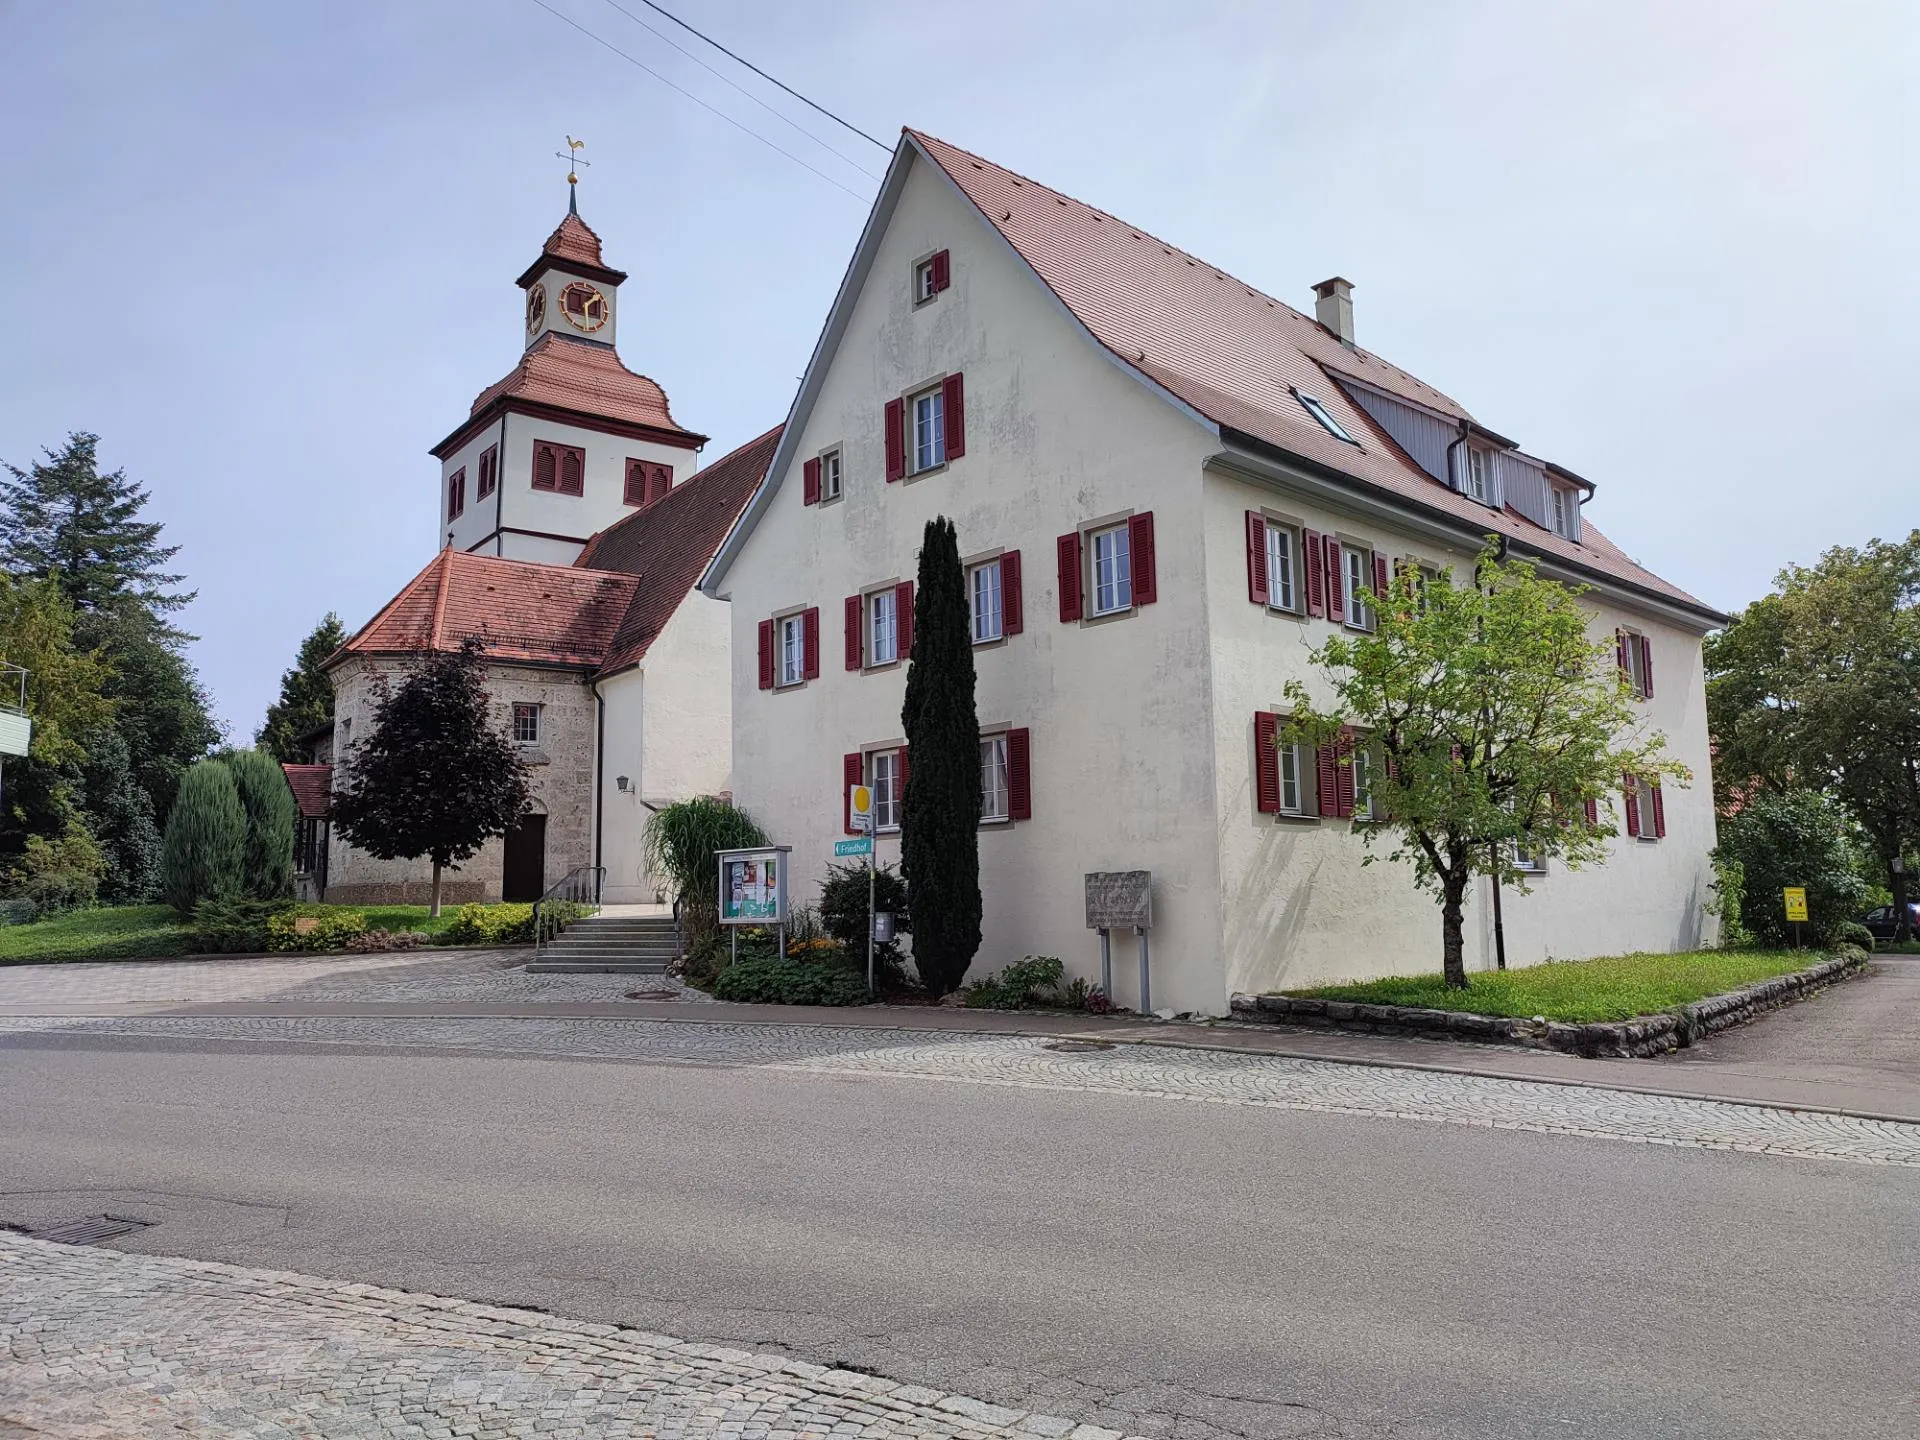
[329,641,531,916]
[899,517,981,995]
[1283,543,1687,988]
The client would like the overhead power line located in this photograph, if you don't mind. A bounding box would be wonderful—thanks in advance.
[523,0,876,202]
[614,0,893,153]
[597,0,885,180]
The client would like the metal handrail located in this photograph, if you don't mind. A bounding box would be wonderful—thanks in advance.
[533,864,604,961]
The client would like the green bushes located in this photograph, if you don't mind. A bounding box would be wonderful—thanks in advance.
[442,902,537,946]
[159,759,247,912]
[711,951,874,1006]
[1715,790,1870,945]
[963,955,1067,1009]
[266,905,367,952]
[191,898,292,954]
[223,748,296,901]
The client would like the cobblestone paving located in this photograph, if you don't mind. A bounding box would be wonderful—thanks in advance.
[4,1013,1916,1168]
[0,951,703,1006]
[0,1233,1134,1440]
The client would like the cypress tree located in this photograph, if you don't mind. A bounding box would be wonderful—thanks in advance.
[159,759,246,913]
[899,517,982,995]
[222,748,297,900]
[76,727,163,903]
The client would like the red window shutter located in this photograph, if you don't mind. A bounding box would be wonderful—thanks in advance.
[844,752,864,835]
[1317,743,1340,817]
[1007,727,1031,820]
[844,595,863,670]
[757,619,775,690]
[1002,549,1024,635]
[802,606,821,680]
[1373,552,1390,604]
[1640,635,1655,698]
[1129,511,1157,605]
[1325,540,1345,623]
[1304,530,1326,617]
[930,249,951,292]
[803,457,821,506]
[624,459,646,506]
[1334,728,1357,819]
[1057,532,1083,622]
[478,446,497,498]
[448,469,464,520]
[1623,774,1641,837]
[884,398,905,481]
[1253,711,1281,813]
[1616,628,1630,676]
[559,446,584,496]
[942,373,966,459]
[533,443,557,492]
[1651,780,1667,838]
[1246,511,1269,605]
[648,463,671,504]
[1583,796,1599,826]
[895,581,915,658]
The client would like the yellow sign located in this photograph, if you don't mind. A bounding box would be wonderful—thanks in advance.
[848,784,873,832]
[1783,887,1809,923]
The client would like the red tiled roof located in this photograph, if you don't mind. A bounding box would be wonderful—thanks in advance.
[339,549,640,667]
[907,130,1712,615]
[543,212,606,271]
[467,332,703,442]
[578,425,783,675]
[281,763,332,819]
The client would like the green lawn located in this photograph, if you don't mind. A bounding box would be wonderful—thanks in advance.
[355,906,463,939]
[1284,949,1816,1024]
[0,906,193,965]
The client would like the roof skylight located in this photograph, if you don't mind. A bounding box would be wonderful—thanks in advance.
[1293,389,1357,444]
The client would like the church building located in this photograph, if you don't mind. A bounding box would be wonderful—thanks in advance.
[300,192,777,907]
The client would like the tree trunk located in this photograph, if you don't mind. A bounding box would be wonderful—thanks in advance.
[430,860,443,919]
[1892,861,1912,944]
[1440,875,1470,988]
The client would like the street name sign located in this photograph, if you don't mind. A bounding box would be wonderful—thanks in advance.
[834,837,873,857]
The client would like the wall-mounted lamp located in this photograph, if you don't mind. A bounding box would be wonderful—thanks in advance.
[616,776,631,792]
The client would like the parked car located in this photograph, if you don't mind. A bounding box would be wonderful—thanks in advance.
[1859,904,1920,944]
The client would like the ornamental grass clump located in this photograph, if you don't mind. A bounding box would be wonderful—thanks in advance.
[642,796,768,946]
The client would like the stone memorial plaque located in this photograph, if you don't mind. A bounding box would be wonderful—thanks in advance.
[1085,870,1151,930]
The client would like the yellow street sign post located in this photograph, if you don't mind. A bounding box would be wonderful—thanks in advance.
[1783,887,1809,923]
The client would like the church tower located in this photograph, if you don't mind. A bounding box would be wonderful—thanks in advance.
[428,178,707,564]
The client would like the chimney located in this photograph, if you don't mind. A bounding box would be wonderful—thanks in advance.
[1312,276,1355,348]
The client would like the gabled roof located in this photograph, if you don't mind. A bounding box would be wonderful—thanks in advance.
[577,424,783,675]
[456,331,705,442]
[514,209,629,289]
[705,129,1719,623]
[336,549,640,668]
[281,763,332,819]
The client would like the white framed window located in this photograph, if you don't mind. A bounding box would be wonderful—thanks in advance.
[777,613,806,688]
[512,703,542,746]
[1464,448,1491,503]
[1344,544,1375,631]
[1264,521,1298,612]
[1277,740,1304,816]
[1550,486,1576,539]
[1629,773,1660,841]
[868,589,898,666]
[915,258,938,303]
[980,734,1010,822]
[1090,524,1133,616]
[911,388,946,473]
[870,749,902,832]
[1623,630,1651,698]
[1293,389,1357,443]
[820,448,843,501]
[969,559,1003,644]
[1513,837,1546,872]
[1351,746,1375,820]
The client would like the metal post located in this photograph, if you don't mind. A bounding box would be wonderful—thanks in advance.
[1490,846,1507,971]
[731,928,738,966]
[1137,926,1151,1015]
[778,925,787,960]
[1099,928,1112,998]
[867,845,876,992]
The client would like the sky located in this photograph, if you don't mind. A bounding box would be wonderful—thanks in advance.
[2,0,1915,741]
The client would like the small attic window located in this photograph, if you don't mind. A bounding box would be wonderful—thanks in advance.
[1293,389,1357,444]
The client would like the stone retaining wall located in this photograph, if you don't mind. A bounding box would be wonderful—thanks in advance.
[1229,951,1869,1059]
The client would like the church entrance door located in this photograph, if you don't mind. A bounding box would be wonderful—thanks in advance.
[501,814,547,902]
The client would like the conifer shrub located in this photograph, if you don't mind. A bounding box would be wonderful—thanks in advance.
[160,759,247,914]
[191,898,293,953]
[221,748,297,901]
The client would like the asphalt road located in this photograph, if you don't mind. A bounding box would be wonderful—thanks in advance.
[1,1036,1914,1440]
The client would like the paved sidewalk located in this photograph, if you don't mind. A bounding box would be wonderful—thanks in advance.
[0,1233,1139,1440]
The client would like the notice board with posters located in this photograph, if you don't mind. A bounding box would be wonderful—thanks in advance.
[716,846,791,926]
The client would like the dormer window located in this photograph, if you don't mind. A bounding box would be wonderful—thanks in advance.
[1463,447,1492,504]
[1293,389,1357,444]
[1550,486,1578,540]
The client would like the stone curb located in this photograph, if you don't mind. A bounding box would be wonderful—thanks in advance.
[1229,951,1870,1059]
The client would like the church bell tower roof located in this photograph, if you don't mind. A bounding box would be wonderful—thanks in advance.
[516,209,627,289]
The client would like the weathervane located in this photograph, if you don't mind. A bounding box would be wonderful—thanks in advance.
[556,135,590,213]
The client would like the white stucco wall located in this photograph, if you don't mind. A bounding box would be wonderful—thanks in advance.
[595,592,738,905]
[722,151,1227,1014]
[1202,464,1721,997]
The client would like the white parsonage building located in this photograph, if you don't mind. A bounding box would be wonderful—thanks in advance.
[704,131,1726,1013]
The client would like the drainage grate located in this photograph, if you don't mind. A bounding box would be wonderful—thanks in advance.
[1045,1039,1116,1053]
[24,1214,155,1247]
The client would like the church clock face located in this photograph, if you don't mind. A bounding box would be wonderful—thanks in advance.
[558,281,609,333]
[525,285,547,333]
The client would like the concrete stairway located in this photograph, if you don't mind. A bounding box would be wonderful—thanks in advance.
[523,912,679,974]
